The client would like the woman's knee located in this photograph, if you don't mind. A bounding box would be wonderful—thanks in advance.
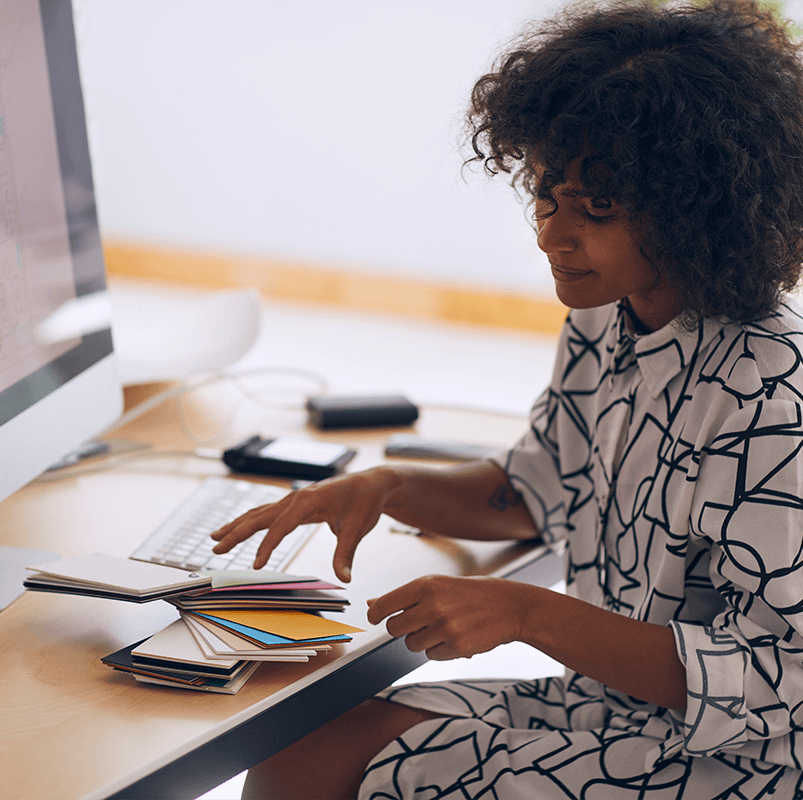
[241,698,444,800]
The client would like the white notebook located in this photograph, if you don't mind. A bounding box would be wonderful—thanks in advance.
[24,553,212,602]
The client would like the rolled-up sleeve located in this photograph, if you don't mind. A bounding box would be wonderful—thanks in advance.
[491,387,569,546]
[490,319,576,547]
[670,398,803,765]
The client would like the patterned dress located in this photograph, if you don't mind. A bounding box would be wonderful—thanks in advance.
[359,300,803,799]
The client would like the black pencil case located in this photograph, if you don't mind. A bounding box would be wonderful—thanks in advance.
[306,394,419,430]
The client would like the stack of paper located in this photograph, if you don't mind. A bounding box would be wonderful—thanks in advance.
[102,620,261,694]
[27,555,365,693]
[102,611,364,693]
[24,557,349,612]
[169,570,349,612]
[182,608,360,649]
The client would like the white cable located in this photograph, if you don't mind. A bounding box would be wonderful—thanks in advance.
[171,367,329,446]
[38,367,330,480]
[50,369,525,481]
[100,366,329,439]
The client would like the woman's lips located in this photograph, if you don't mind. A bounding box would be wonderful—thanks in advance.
[550,261,591,282]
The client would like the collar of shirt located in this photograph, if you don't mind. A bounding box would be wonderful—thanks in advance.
[614,302,725,399]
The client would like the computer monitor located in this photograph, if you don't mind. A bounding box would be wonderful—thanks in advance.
[0,0,122,605]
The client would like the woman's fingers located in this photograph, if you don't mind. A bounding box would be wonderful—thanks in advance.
[377,600,457,658]
[418,642,459,661]
[209,468,399,577]
[367,576,524,661]
[330,510,383,583]
[251,520,294,569]
[366,576,439,626]
[211,484,327,553]
[210,505,280,552]
[217,499,323,567]
[209,472,387,576]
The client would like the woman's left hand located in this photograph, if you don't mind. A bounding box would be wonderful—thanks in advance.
[366,575,531,661]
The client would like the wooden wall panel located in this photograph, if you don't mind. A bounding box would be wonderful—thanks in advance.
[103,240,567,336]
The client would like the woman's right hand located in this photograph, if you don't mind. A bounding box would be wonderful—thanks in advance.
[209,466,400,583]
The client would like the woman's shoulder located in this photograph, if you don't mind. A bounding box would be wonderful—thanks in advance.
[732,297,803,356]
[744,296,803,334]
[710,297,803,399]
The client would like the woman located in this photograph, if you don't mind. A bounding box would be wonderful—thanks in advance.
[212,1,803,796]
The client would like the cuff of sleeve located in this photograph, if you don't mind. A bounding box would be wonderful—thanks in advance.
[490,448,565,546]
[669,620,750,757]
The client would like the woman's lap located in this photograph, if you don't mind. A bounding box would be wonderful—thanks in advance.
[359,678,801,800]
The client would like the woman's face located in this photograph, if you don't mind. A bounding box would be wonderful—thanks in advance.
[534,166,681,332]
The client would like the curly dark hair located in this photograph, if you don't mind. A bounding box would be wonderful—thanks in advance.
[467,0,803,325]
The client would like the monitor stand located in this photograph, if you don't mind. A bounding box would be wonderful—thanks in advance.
[0,546,60,610]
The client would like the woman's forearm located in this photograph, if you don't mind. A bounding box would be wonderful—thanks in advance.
[379,459,540,542]
[516,584,687,712]
[369,574,687,712]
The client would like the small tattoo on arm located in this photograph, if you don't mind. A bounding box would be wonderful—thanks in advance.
[489,482,523,511]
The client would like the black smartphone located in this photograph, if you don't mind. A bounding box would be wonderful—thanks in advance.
[222,435,356,480]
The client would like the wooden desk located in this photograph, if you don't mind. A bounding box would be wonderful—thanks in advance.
[0,385,561,799]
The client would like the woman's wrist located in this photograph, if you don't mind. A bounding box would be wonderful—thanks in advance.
[375,464,424,517]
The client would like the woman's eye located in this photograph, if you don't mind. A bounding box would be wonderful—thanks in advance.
[582,200,617,223]
[584,209,615,222]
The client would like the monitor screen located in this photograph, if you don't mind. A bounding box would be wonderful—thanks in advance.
[0,1,121,521]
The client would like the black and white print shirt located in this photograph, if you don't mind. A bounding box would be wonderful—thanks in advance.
[496,299,803,770]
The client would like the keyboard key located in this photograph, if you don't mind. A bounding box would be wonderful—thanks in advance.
[203,556,235,571]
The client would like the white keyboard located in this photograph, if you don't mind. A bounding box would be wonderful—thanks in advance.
[130,477,317,572]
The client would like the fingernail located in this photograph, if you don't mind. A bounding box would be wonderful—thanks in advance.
[342,566,351,581]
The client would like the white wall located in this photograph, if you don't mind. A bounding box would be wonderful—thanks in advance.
[72,0,559,295]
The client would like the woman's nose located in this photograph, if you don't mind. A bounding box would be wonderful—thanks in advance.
[536,207,576,254]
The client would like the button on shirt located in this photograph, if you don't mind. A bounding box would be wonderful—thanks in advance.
[494,300,803,769]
